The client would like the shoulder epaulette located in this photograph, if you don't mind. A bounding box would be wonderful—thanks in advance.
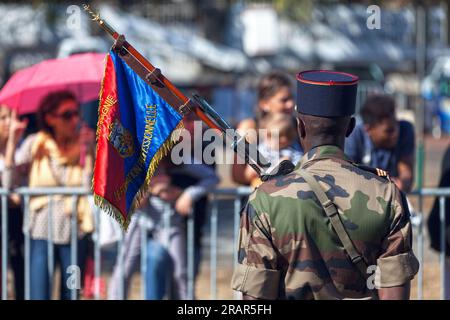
[354,163,390,179]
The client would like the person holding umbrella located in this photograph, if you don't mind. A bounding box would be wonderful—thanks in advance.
[5,90,96,300]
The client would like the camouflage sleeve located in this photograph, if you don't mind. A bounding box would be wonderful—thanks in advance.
[376,184,420,287]
[231,199,281,299]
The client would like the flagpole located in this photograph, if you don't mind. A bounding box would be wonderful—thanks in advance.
[82,5,284,178]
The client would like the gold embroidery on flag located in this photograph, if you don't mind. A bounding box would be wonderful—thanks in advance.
[108,119,135,158]
[97,94,117,137]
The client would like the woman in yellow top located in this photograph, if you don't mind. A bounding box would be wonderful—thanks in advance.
[6,90,95,300]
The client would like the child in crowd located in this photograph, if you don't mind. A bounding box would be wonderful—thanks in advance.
[250,113,302,188]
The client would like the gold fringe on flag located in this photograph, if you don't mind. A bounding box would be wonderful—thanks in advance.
[93,120,185,231]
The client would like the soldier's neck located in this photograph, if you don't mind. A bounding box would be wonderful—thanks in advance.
[302,136,345,153]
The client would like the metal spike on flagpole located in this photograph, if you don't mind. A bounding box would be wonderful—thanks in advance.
[83,4,118,38]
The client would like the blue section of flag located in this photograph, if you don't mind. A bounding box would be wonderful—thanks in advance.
[109,50,183,212]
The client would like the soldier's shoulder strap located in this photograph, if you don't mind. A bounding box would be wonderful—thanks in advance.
[298,169,379,299]
[354,163,390,180]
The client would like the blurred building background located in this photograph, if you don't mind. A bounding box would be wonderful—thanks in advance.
[0,0,449,132]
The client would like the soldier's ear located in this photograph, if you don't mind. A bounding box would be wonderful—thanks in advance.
[297,116,306,139]
[345,117,356,137]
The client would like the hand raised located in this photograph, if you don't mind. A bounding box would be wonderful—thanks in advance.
[8,110,28,146]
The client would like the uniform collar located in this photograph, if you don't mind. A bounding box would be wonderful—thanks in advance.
[297,144,351,169]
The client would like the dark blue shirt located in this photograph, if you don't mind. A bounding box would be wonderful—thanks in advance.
[345,120,415,177]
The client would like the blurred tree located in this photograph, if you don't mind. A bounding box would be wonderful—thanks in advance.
[273,0,314,22]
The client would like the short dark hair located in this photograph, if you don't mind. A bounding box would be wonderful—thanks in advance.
[298,113,351,138]
[37,90,77,136]
[360,95,396,127]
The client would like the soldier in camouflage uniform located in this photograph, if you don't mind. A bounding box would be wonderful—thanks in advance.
[231,70,419,300]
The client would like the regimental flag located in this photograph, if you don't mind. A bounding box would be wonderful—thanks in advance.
[93,50,183,230]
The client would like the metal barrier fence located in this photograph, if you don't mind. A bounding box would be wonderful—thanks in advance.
[0,186,449,300]
[408,188,450,300]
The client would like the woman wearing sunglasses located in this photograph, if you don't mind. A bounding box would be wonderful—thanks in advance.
[6,90,95,300]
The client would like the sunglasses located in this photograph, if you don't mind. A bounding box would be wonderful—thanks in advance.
[54,110,80,121]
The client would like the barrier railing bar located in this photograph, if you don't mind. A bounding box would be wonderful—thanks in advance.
[140,215,147,300]
[440,196,446,300]
[1,194,8,300]
[233,197,241,300]
[118,229,125,300]
[187,212,195,300]
[24,195,30,300]
[93,206,101,300]
[210,194,218,300]
[2,186,449,197]
[47,196,54,300]
[417,194,424,300]
[162,203,172,298]
[70,195,78,300]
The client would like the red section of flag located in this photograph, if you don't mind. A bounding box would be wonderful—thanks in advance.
[93,54,126,217]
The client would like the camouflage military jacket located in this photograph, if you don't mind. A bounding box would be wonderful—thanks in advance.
[232,145,419,300]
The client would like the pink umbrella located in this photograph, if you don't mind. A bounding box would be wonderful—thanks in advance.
[0,52,106,114]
